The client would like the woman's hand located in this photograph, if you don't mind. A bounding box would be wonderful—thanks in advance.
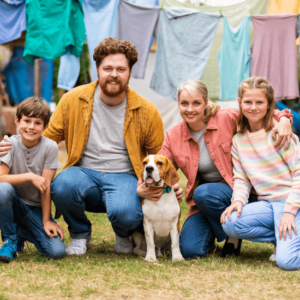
[137,182,163,201]
[0,135,11,156]
[279,212,297,240]
[221,201,243,223]
[272,117,296,150]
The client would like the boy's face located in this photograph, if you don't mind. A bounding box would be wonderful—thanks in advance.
[15,115,47,147]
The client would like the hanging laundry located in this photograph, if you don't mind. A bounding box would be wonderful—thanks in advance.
[82,0,120,81]
[268,0,300,14]
[57,49,81,91]
[3,47,54,104]
[251,15,299,100]
[217,15,251,100]
[0,0,26,44]
[159,0,269,99]
[23,0,86,64]
[150,8,220,100]
[116,0,159,79]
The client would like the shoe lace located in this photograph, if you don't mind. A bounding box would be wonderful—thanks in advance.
[1,241,16,253]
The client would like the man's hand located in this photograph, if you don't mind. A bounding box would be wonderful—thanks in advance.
[29,173,48,194]
[173,183,183,203]
[0,135,11,156]
[221,201,243,223]
[43,221,64,241]
[279,212,297,240]
[272,117,296,150]
[137,182,163,201]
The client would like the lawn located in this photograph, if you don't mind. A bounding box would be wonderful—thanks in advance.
[0,150,300,300]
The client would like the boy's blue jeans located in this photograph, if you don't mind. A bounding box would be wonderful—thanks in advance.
[222,201,300,271]
[180,182,258,259]
[0,183,65,259]
[50,167,143,239]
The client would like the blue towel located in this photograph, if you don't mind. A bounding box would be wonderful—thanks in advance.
[150,8,220,100]
[217,15,251,100]
[0,0,26,44]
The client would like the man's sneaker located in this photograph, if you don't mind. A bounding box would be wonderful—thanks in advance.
[114,234,133,254]
[0,239,18,263]
[65,237,91,256]
[269,245,276,262]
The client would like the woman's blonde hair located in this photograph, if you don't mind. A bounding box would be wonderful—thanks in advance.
[237,77,275,133]
[177,79,220,123]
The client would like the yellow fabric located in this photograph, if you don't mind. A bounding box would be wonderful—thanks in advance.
[43,81,164,178]
[268,0,300,14]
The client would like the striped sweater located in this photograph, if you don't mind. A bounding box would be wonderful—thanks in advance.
[232,128,300,215]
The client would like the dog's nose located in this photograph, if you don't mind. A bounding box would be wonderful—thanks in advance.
[146,166,154,173]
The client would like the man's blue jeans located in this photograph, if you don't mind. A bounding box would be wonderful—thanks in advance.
[0,183,65,259]
[180,182,257,259]
[222,201,300,270]
[51,167,143,239]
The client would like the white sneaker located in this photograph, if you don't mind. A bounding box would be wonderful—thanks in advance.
[269,245,276,262]
[114,234,133,254]
[65,237,91,256]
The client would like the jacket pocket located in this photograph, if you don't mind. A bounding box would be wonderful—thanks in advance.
[174,155,186,168]
[220,140,232,154]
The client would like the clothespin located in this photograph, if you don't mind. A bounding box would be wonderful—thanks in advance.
[219,9,223,17]
[160,1,164,10]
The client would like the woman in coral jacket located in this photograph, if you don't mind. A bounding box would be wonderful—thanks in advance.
[137,78,294,259]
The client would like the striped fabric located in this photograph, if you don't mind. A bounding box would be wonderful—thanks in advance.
[232,128,300,215]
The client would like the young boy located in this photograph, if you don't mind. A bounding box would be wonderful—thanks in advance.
[0,97,65,262]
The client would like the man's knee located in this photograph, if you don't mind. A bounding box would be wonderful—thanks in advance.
[0,182,15,205]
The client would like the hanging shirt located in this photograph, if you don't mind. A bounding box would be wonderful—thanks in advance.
[251,15,299,100]
[217,15,251,100]
[82,0,120,81]
[150,8,221,100]
[116,0,159,79]
[0,0,26,44]
[23,0,86,64]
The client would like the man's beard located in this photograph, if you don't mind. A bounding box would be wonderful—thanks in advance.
[100,76,128,97]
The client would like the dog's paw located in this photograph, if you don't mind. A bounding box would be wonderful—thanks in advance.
[172,255,184,262]
[145,255,157,263]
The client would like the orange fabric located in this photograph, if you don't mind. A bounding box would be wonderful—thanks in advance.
[268,0,300,14]
[43,81,164,178]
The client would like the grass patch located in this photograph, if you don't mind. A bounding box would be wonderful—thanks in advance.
[0,151,300,299]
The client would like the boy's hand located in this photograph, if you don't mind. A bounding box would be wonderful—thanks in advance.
[279,212,297,240]
[43,221,64,241]
[221,201,243,223]
[29,173,48,193]
[0,135,12,156]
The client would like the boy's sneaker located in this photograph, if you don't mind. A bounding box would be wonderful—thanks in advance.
[269,245,276,262]
[114,234,133,254]
[0,239,18,263]
[65,237,91,256]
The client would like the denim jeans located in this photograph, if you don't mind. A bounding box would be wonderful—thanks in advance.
[0,183,65,259]
[50,167,143,239]
[222,201,300,270]
[180,182,257,259]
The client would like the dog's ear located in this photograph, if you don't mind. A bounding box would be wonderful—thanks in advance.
[164,158,180,188]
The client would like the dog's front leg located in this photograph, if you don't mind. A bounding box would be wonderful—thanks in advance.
[170,222,184,262]
[143,219,157,262]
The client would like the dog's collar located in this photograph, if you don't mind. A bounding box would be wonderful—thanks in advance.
[163,186,172,194]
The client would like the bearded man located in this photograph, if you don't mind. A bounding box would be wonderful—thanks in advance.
[22,38,167,256]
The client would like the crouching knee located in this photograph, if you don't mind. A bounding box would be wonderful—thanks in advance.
[221,214,239,239]
[179,232,208,259]
[46,238,65,260]
[0,182,15,205]
[109,208,143,232]
[276,255,300,271]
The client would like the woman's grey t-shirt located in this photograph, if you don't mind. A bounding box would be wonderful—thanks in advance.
[0,135,60,207]
[190,126,223,182]
[77,84,135,174]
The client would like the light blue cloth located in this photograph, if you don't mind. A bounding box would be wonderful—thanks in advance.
[276,101,300,135]
[150,8,220,100]
[217,16,251,100]
[0,0,26,44]
[82,0,120,81]
[57,49,80,91]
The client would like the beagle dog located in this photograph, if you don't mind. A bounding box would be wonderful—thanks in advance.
[133,154,184,262]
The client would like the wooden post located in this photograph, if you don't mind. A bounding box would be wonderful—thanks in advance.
[34,58,41,97]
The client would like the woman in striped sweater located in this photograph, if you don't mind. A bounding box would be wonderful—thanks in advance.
[221,77,300,270]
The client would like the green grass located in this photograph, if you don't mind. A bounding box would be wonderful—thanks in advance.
[1,151,300,299]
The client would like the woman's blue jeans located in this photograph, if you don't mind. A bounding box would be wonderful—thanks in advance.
[180,182,257,259]
[50,166,143,239]
[0,183,65,259]
[222,201,300,270]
